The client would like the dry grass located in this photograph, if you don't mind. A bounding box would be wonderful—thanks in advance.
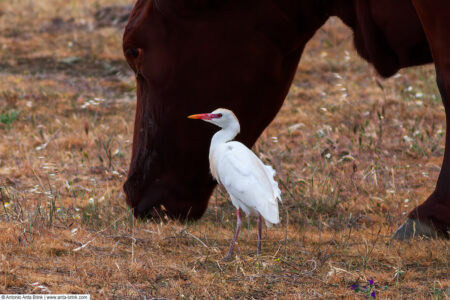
[0,0,449,298]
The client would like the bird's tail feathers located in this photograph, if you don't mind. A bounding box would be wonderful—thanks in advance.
[274,183,282,202]
[263,164,276,177]
[260,198,280,227]
[263,164,282,202]
[265,218,280,228]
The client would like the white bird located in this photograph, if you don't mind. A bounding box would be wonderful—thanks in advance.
[188,108,281,259]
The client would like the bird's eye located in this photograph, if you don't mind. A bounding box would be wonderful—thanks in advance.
[217,113,223,118]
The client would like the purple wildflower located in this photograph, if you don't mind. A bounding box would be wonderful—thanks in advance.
[370,291,376,298]
[351,284,358,290]
[368,279,374,286]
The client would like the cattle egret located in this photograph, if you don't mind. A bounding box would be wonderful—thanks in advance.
[188,108,281,259]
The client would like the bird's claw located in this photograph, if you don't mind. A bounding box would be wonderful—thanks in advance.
[222,253,233,261]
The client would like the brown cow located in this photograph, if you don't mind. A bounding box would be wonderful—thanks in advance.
[122,0,449,239]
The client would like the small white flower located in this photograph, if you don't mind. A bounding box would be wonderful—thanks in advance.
[344,51,351,62]
[402,135,414,143]
[288,123,304,132]
[333,73,343,79]
[317,129,326,137]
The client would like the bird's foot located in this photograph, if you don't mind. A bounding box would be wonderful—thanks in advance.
[222,254,233,261]
[223,250,236,261]
[223,244,238,261]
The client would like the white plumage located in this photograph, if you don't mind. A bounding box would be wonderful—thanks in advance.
[188,108,281,259]
[210,141,281,226]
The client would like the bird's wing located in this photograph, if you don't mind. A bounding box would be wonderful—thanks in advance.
[212,141,281,224]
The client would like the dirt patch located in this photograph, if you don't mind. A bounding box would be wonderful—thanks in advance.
[0,56,130,77]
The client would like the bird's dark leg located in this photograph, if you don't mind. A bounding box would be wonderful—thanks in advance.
[257,215,262,256]
[224,209,242,260]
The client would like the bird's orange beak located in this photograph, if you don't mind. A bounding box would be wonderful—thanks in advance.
[188,113,221,120]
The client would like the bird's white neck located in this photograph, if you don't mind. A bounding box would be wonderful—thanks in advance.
[210,121,240,148]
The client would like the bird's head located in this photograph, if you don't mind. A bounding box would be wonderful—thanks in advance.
[188,108,240,131]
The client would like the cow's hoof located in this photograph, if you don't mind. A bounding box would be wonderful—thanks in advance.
[392,218,442,240]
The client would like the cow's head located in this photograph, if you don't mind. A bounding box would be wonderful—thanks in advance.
[122,0,327,219]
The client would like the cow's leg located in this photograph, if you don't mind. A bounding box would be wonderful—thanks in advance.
[394,0,450,239]
[394,72,450,239]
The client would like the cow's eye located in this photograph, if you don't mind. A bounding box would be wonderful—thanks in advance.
[125,48,141,59]
[130,48,139,58]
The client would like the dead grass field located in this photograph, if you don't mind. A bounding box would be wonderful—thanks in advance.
[0,0,449,298]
